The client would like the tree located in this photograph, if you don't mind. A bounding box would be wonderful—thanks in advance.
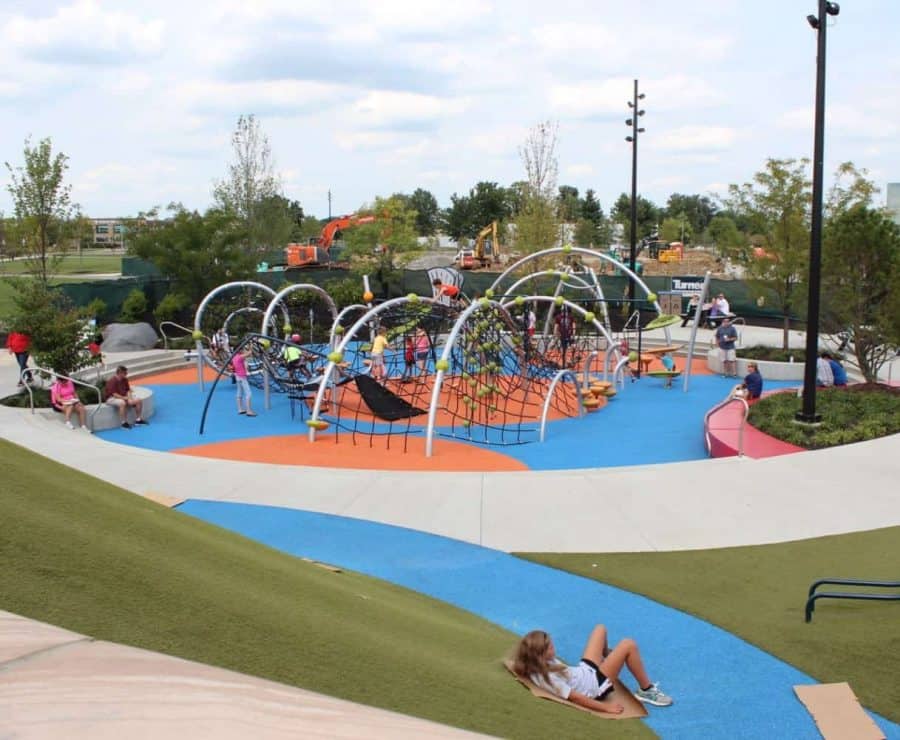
[213,115,292,254]
[723,158,811,348]
[664,193,717,235]
[408,188,440,235]
[822,205,900,381]
[659,215,692,244]
[443,183,511,241]
[5,137,78,286]
[516,121,560,253]
[443,192,474,241]
[611,193,661,244]
[557,185,580,222]
[705,214,745,258]
[579,189,610,246]
[573,218,598,247]
[5,281,92,376]
[129,205,256,305]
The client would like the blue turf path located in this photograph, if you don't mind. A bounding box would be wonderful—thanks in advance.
[98,373,798,469]
[176,501,899,739]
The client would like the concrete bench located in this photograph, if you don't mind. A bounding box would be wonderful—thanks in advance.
[40,386,155,432]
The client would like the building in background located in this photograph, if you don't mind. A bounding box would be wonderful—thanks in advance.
[91,218,126,248]
[887,183,900,226]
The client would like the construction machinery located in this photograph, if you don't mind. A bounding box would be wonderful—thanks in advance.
[285,213,377,268]
[457,221,500,270]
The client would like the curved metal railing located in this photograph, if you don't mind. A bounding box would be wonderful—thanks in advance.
[703,391,750,457]
[159,320,195,350]
[21,366,104,431]
[538,369,584,442]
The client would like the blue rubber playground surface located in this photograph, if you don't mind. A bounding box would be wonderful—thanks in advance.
[176,501,900,739]
[97,371,799,470]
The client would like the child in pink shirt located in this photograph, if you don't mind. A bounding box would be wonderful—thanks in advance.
[231,347,256,417]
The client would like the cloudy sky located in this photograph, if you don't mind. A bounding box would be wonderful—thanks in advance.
[1,0,898,220]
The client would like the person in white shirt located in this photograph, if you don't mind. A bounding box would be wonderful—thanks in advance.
[715,293,730,316]
[511,624,673,713]
[816,354,834,387]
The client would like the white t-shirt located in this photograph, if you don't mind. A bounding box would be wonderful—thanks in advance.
[816,357,834,386]
[716,297,730,315]
[530,659,608,700]
[527,310,537,330]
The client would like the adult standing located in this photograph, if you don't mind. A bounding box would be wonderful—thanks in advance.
[6,329,31,385]
[104,365,148,428]
[715,318,739,378]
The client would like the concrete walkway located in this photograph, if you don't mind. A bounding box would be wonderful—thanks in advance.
[3,330,899,553]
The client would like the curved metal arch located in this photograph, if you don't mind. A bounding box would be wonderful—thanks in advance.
[424,298,516,457]
[261,283,339,340]
[308,295,447,441]
[500,269,600,301]
[489,247,661,313]
[193,281,281,390]
[499,296,621,379]
[330,303,370,347]
[539,369,584,442]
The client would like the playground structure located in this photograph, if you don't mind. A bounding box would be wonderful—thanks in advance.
[191,248,712,457]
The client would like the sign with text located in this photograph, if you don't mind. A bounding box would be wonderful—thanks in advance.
[671,276,705,294]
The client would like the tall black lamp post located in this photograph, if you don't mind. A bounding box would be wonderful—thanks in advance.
[625,79,645,301]
[797,0,840,424]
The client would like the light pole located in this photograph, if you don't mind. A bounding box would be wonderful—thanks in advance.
[797,0,840,424]
[625,80,645,300]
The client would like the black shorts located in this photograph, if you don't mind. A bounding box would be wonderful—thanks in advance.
[581,658,614,699]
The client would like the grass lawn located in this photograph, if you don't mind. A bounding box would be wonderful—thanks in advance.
[0,439,651,740]
[520,527,900,723]
[0,253,122,276]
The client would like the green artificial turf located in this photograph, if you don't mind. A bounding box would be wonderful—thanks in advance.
[0,439,651,740]
[520,527,900,722]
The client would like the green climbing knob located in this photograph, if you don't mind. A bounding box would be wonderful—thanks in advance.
[327,351,343,363]
[435,359,449,371]
[283,324,292,333]
[334,325,344,334]
[514,296,524,305]
[554,296,565,306]
[562,243,572,253]
[485,288,494,298]
[407,293,419,303]
[646,292,657,303]
[628,351,638,363]
[584,311,595,323]
[192,330,204,341]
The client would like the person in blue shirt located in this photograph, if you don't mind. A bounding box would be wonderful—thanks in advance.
[738,361,763,401]
[823,353,848,387]
[660,352,677,388]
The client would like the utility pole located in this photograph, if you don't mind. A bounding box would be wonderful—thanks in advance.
[625,80,646,300]
[327,189,332,220]
[797,0,840,424]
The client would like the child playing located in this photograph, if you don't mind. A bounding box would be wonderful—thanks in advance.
[402,335,416,382]
[660,351,677,389]
[370,327,390,382]
[231,345,257,416]
[415,327,430,376]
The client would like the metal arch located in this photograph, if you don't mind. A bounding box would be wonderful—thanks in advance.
[261,283,339,340]
[501,269,600,301]
[308,295,445,442]
[489,246,662,313]
[539,369,584,442]
[193,281,280,391]
[499,296,621,380]
[330,304,370,347]
[424,298,515,457]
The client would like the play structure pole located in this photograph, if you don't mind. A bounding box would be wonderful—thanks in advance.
[682,271,711,392]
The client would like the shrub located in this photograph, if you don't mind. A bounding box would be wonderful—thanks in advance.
[85,297,108,323]
[119,288,149,323]
[154,292,190,325]
[748,384,900,449]
[738,345,809,363]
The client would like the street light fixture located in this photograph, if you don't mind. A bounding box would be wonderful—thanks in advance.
[797,0,840,425]
[625,80,646,301]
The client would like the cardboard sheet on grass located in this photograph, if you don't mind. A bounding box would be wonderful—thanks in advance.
[503,660,647,720]
[794,683,884,740]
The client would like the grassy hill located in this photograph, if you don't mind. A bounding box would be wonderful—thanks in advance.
[0,439,650,739]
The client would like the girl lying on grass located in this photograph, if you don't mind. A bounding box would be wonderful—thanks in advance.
[512,624,673,714]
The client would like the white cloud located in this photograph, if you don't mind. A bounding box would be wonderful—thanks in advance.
[3,1,165,64]
[653,126,739,152]
[549,75,719,118]
[779,105,898,139]
[174,79,348,117]
[351,91,470,129]
[565,163,595,177]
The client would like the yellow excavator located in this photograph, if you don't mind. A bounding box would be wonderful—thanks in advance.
[458,221,500,269]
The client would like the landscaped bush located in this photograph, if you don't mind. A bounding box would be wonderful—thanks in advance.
[748,384,900,449]
[119,288,149,323]
[738,345,809,363]
[154,291,190,325]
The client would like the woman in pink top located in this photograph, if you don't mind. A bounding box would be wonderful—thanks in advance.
[230,346,256,416]
[50,376,89,431]
[414,328,430,376]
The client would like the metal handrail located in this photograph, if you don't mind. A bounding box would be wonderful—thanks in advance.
[159,320,195,349]
[703,391,750,457]
[21,366,104,431]
[805,578,900,622]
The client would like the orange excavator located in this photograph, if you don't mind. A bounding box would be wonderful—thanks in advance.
[285,213,377,268]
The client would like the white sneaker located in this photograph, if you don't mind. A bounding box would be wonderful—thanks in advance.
[81,426,92,434]
[65,421,74,430]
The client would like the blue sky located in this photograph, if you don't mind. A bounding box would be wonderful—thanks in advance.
[1,0,898,219]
